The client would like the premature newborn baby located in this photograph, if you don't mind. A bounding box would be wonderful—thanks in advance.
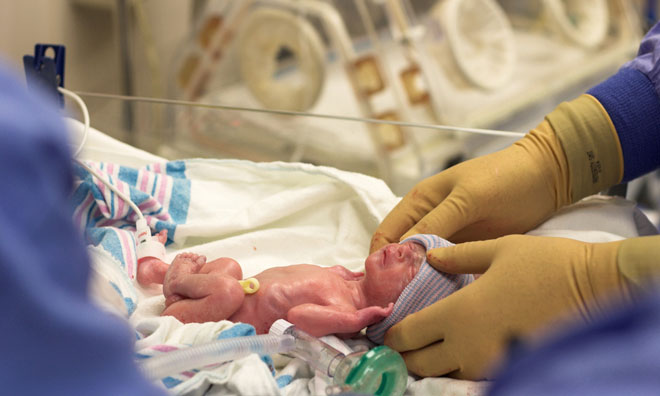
[160,240,426,337]
[145,234,473,338]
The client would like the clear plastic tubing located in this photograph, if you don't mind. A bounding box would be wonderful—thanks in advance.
[140,334,295,380]
[282,325,345,377]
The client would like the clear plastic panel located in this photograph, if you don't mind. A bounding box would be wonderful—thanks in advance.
[402,0,641,126]
[73,93,492,195]
[69,0,641,195]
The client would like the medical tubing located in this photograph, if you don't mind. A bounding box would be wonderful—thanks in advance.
[290,327,346,377]
[270,320,346,377]
[73,91,526,138]
[58,87,90,157]
[139,334,295,380]
[60,86,146,225]
[75,159,145,221]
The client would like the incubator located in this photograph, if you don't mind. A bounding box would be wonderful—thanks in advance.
[74,0,642,195]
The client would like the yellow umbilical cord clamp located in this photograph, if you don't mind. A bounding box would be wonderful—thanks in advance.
[239,278,260,294]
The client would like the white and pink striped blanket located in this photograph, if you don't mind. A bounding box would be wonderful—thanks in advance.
[72,160,191,316]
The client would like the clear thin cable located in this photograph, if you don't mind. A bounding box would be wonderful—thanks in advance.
[59,86,145,221]
[74,91,526,138]
[58,87,90,157]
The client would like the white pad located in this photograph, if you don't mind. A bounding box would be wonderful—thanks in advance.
[136,240,166,262]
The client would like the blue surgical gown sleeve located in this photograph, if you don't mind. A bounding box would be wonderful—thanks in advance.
[0,62,163,395]
[488,293,660,396]
[587,21,660,181]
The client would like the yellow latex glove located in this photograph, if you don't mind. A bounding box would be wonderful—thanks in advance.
[384,235,645,380]
[370,95,623,253]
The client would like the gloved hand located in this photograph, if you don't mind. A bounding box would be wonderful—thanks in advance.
[384,235,646,380]
[371,122,569,252]
[370,95,623,253]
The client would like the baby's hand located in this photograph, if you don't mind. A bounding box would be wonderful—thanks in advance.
[377,302,395,318]
[357,303,395,323]
[154,229,168,244]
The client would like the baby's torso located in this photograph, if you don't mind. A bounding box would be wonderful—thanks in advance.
[229,264,356,333]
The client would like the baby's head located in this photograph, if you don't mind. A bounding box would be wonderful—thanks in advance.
[362,241,426,307]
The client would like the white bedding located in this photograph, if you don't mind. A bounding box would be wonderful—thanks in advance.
[69,119,657,396]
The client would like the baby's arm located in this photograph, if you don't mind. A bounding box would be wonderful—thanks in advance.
[287,303,394,337]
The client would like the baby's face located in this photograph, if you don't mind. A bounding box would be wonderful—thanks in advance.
[363,242,426,305]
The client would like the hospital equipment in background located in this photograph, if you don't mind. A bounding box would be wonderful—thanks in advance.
[45,0,659,211]
[27,6,655,238]
[81,0,643,195]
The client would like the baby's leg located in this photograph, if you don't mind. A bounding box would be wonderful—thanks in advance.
[163,252,245,323]
[199,257,243,279]
[161,271,245,323]
[136,230,170,286]
[137,258,169,286]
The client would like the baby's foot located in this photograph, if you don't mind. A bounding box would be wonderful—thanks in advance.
[163,252,207,305]
[200,257,243,279]
[171,252,206,274]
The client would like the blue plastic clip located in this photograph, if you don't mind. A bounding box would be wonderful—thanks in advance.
[23,44,66,107]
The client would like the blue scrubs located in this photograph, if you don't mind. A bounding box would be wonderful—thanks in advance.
[588,21,660,180]
[489,293,660,395]
[0,63,163,395]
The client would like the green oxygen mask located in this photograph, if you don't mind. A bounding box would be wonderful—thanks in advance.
[269,319,408,396]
